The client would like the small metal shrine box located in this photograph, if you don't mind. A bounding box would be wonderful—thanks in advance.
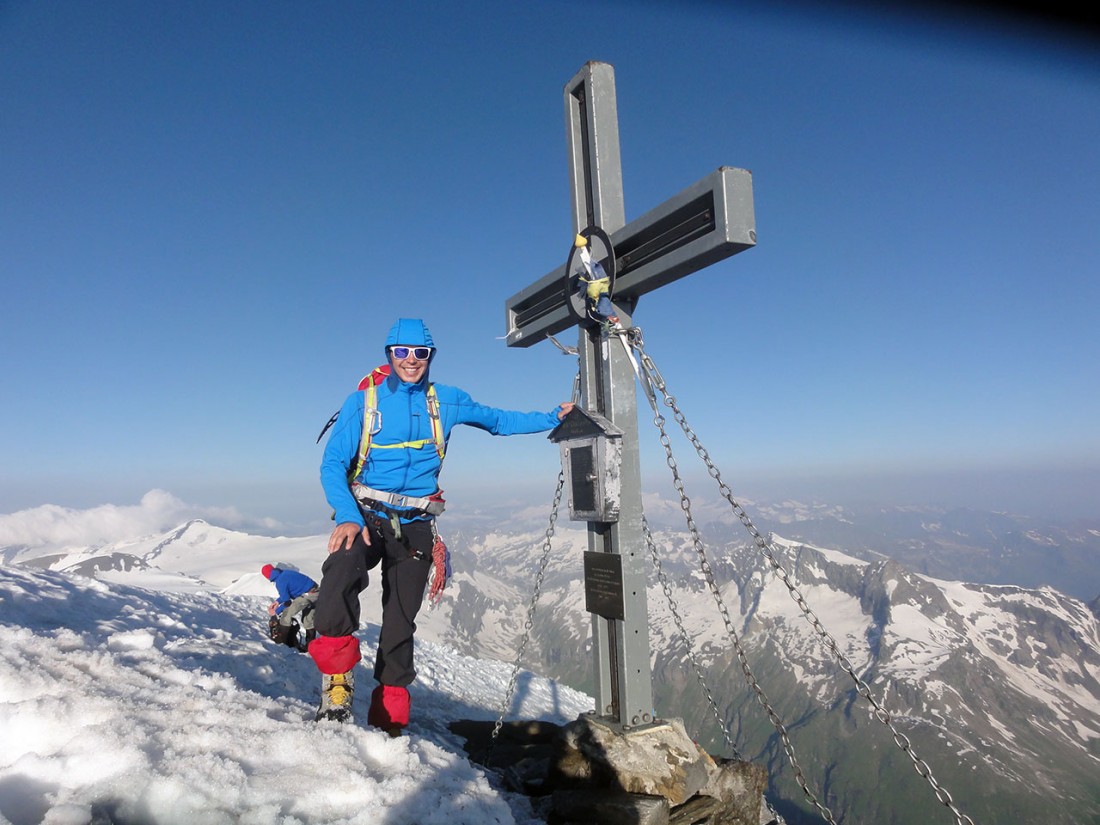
[547,406,623,522]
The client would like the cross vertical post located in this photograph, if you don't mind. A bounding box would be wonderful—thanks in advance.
[505,61,756,732]
[566,63,653,728]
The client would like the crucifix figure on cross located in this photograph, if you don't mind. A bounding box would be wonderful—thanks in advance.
[505,61,756,732]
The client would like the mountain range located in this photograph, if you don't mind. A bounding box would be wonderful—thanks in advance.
[5,496,1098,824]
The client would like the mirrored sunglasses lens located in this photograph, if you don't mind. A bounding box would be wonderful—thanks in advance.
[412,347,432,360]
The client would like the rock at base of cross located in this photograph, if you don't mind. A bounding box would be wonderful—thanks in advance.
[448,715,771,825]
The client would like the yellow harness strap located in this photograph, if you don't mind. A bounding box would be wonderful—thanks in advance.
[350,382,445,482]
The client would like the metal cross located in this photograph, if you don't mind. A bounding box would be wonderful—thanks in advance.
[505,61,756,731]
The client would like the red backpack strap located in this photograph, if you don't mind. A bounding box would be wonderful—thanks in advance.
[357,364,391,391]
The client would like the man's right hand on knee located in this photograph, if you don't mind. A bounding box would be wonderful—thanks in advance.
[329,522,370,553]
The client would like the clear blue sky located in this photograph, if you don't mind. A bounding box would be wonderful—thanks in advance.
[2,1,1098,533]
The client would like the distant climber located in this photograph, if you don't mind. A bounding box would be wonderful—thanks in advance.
[262,564,318,652]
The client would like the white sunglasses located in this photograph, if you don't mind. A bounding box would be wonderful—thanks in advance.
[389,346,433,361]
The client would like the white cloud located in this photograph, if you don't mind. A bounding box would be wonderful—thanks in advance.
[0,490,247,550]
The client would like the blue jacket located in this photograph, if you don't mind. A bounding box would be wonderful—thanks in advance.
[270,568,318,614]
[321,318,562,527]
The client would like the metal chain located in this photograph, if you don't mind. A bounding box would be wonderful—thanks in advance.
[490,469,566,748]
[644,515,743,760]
[639,366,838,824]
[629,330,976,825]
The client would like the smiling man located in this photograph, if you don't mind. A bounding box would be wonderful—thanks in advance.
[309,318,573,728]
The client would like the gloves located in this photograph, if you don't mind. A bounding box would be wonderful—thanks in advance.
[426,533,451,606]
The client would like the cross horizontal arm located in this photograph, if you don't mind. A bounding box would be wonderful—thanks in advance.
[504,166,755,347]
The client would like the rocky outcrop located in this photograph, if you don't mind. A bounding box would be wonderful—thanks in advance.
[449,715,770,825]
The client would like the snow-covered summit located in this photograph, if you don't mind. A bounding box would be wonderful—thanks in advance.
[0,563,591,824]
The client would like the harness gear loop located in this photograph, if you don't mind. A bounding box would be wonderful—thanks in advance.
[352,486,446,544]
[344,380,447,539]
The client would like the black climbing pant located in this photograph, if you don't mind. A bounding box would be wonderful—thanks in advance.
[312,516,433,687]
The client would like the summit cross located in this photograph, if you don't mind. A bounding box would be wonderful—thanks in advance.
[504,61,756,730]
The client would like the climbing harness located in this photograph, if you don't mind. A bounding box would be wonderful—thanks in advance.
[328,373,447,541]
[342,379,447,538]
[351,483,446,541]
[351,484,446,517]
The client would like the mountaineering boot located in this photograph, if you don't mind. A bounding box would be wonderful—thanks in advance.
[315,670,354,722]
[367,684,410,737]
[297,628,317,653]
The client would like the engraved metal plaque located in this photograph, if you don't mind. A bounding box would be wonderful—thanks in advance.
[584,551,625,621]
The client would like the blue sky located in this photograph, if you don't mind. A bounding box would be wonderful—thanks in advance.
[2,1,1098,534]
